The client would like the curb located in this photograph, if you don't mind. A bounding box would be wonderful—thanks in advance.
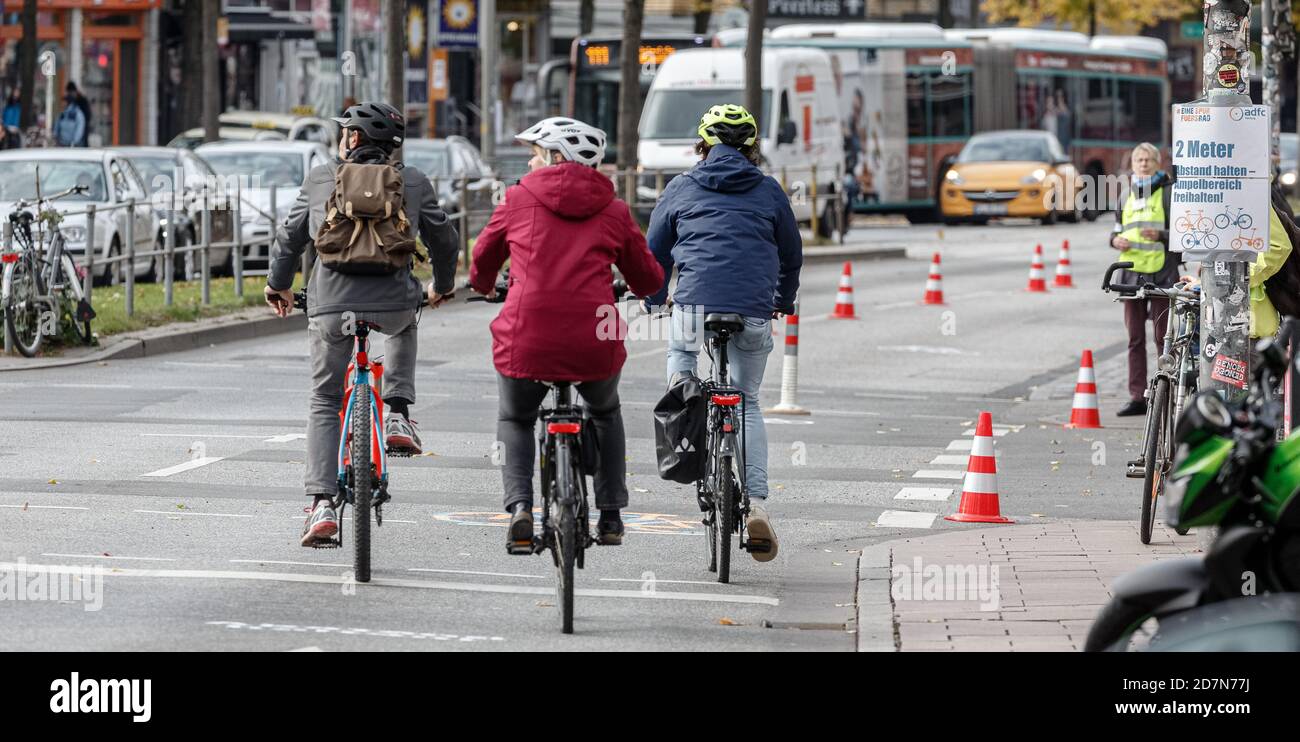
[856,543,897,652]
[803,246,907,264]
[0,312,307,372]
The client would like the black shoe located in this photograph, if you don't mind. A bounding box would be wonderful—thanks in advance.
[507,503,534,554]
[597,510,624,546]
[1117,399,1147,417]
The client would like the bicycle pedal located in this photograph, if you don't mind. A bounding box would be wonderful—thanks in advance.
[745,538,772,554]
[308,538,342,550]
[1125,461,1144,479]
[506,539,534,556]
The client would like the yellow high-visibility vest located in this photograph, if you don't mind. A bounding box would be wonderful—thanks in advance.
[1118,187,1167,274]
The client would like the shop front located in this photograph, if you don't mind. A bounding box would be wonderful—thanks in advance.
[1,0,158,145]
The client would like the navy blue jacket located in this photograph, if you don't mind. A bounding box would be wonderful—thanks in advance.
[646,145,802,317]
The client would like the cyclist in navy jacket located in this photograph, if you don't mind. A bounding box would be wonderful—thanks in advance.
[645,103,803,562]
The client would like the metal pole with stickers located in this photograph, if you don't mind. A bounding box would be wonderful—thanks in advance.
[1172,1,1265,399]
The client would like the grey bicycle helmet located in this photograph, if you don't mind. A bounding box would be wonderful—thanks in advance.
[332,101,406,147]
[515,117,606,167]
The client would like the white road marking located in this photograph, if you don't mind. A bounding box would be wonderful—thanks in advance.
[764,418,814,425]
[230,559,347,568]
[135,509,252,518]
[208,620,504,642]
[164,361,245,369]
[42,553,176,562]
[852,391,926,400]
[141,456,226,477]
[2,562,780,606]
[877,345,974,356]
[408,568,546,580]
[599,577,725,586]
[285,516,416,524]
[0,504,89,511]
[874,510,937,529]
[287,646,325,652]
[894,487,952,502]
[912,470,966,480]
[264,433,307,443]
[962,428,1010,437]
[141,433,265,440]
[946,439,974,451]
[930,454,974,466]
[809,409,882,418]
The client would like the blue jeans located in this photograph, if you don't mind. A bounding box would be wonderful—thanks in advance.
[666,306,773,500]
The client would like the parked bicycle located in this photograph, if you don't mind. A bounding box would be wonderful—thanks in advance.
[1104,261,1201,544]
[2,183,96,357]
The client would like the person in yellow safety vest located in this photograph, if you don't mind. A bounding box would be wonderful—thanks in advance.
[1110,142,1181,417]
[1249,197,1294,339]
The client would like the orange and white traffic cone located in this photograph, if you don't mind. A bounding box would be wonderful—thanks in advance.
[945,411,1014,524]
[923,252,945,305]
[1026,244,1048,292]
[1065,349,1103,429]
[1053,239,1074,288]
[829,261,858,319]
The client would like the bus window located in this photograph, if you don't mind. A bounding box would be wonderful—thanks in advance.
[1017,74,1075,151]
[906,73,925,138]
[929,72,971,138]
[1118,79,1164,145]
[1080,77,1115,142]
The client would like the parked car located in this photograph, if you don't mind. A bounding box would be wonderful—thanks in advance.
[116,146,237,277]
[0,149,157,285]
[195,140,332,265]
[169,112,337,149]
[403,136,497,235]
[939,130,1083,225]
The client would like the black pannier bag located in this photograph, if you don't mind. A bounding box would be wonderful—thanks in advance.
[654,370,708,484]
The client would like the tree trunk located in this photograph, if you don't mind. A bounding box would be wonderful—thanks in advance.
[617,0,645,173]
[201,0,220,143]
[180,0,203,130]
[744,0,766,125]
[580,0,595,36]
[17,0,36,129]
[386,0,405,112]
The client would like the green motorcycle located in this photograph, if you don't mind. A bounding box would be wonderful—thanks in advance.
[1085,320,1300,651]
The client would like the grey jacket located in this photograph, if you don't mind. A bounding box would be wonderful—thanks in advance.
[270,160,459,317]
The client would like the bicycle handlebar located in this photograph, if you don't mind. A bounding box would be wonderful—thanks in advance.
[9,184,90,215]
[1101,261,1134,292]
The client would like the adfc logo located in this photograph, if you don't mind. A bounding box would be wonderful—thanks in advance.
[444,0,475,30]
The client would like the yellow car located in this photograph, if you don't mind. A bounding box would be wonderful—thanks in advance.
[940,130,1082,225]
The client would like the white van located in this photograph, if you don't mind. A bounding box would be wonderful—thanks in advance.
[636,46,844,231]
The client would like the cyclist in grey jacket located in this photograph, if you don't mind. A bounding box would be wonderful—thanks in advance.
[266,101,459,547]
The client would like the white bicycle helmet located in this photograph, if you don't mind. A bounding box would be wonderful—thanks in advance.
[515,117,607,167]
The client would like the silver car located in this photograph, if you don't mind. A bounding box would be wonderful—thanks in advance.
[403,136,497,235]
[116,146,237,277]
[0,149,156,285]
[195,140,332,265]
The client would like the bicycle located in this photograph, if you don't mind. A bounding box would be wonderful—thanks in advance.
[2,184,96,357]
[1103,261,1201,544]
[1231,229,1264,251]
[1180,230,1219,251]
[1215,205,1253,231]
[1175,210,1210,234]
[693,312,772,583]
[277,289,423,583]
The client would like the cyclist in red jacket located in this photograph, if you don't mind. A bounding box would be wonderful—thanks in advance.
[470,117,664,549]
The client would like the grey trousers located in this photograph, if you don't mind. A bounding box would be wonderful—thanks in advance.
[305,309,419,497]
[496,373,628,512]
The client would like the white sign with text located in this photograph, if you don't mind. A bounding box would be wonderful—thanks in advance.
[1169,103,1270,257]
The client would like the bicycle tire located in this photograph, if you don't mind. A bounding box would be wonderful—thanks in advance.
[1239,214,1253,230]
[1215,214,1230,231]
[351,387,373,583]
[60,256,92,344]
[1205,232,1220,249]
[716,454,734,584]
[1140,377,1170,545]
[555,440,577,634]
[3,256,44,358]
[705,496,718,573]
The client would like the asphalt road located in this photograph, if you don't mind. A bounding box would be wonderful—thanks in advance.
[1,216,1161,651]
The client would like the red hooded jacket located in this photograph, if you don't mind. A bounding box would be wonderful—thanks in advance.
[469,162,664,381]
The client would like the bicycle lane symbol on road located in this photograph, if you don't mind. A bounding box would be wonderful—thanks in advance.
[431,511,705,535]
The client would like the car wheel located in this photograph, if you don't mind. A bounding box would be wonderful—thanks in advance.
[1040,209,1058,226]
[94,238,124,287]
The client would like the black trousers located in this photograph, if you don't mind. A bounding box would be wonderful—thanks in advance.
[496,373,628,512]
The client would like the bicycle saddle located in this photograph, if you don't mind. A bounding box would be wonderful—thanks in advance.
[704,313,745,333]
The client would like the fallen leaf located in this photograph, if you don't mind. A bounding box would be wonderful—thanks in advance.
[47,479,58,485]
[832,561,843,566]
[718,617,739,626]
[21,502,29,512]
[176,503,186,510]
[633,487,648,493]
[536,600,553,608]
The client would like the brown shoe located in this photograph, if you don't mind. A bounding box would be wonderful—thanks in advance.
[746,504,778,562]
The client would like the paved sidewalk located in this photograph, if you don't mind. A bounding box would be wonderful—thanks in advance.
[857,520,1204,651]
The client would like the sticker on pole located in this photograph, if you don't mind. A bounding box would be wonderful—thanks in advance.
[1210,353,1248,389]
[1170,104,1271,260]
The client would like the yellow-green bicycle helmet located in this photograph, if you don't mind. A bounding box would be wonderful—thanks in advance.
[697,104,758,147]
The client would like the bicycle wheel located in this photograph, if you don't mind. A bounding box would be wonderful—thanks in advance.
[60,256,92,344]
[705,491,718,573]
[716,454,735,584]
[3,256,44,358]
[1215,214,1230,230]
[1140,377,1170,545]
[554,441,577,634]
[1239,214,1253,230]
[350,387,373,583]
[1205,232,1220,250]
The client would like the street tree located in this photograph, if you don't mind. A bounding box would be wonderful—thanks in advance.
[981,0,1194,35]
[581,0,595,35]
[201,0,220,143]
[17,0,35,129]
[744,0,766,126]
[386,0,405,112]
[617,0,645,180]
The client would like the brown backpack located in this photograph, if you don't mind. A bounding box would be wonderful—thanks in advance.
[314,161,420,275]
